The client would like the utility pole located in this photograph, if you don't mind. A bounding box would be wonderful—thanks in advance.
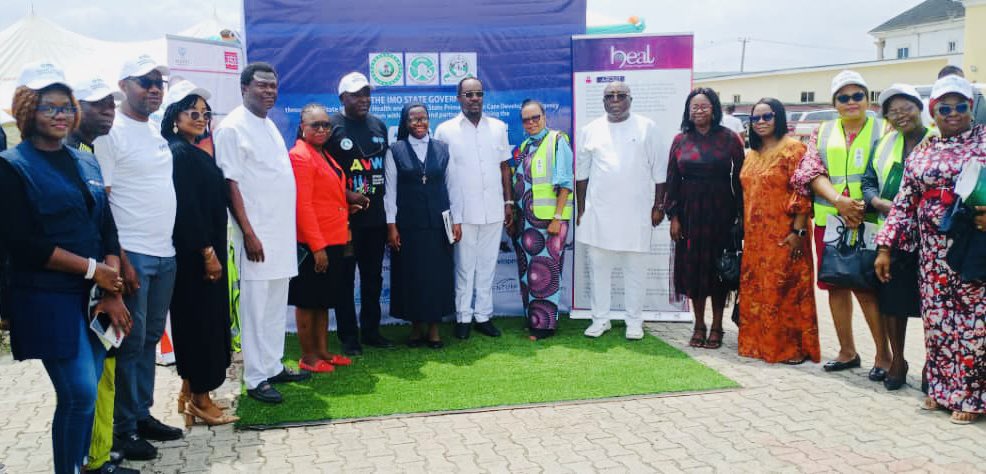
[739,38,750,73]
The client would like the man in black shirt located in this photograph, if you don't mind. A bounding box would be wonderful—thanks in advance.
[326,72,393,354]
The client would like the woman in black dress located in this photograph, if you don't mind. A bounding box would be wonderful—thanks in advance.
[665,88,745,349]
[161,82,236,426]
[385,103,459,348]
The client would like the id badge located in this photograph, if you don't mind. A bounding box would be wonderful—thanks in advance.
[854,148,864,169]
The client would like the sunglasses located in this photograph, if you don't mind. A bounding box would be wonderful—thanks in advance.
[750,112,775,123]
[182,110,212,121]
[36,104,77,118]
[604,93,629,101]
[934,102,970,116]
[460,91,484,98]
[836,92,867,104]
[522,114,542,124]
[129,76,167,90]
[305,121,331,130]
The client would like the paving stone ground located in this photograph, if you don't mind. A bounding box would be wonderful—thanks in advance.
[2,291,985,473]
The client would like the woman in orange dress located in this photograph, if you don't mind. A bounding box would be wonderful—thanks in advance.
[737,98,820,364]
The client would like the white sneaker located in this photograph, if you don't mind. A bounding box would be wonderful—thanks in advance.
[625,325,644,340]
[584,320,612,338]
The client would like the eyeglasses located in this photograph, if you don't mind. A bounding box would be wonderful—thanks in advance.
[750,112,775,123]
[182,110,212,121]
[346,89,371,98]
[36,104,77,118]
[305,121,331,130]
[604,93,629,101]
[522,114,542,124]
[886,104,918,118]
[460,91,484,98]
[836,92,867,104]
[407,117,428,124]
[129,76,166,90]
[935,102,970,116]
[690,104,712,112]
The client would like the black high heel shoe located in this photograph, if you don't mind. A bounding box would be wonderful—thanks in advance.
[883,361,909,391]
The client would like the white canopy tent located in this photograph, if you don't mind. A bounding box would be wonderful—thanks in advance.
[0,12,238,114]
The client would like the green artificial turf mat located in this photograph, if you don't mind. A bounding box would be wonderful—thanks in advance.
[236,318,737,427]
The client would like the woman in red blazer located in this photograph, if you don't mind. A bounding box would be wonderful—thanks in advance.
[288,103,354,373]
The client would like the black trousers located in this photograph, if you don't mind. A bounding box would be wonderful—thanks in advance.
[336,225,387,344]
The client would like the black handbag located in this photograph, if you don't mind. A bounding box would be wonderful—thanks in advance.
[818,225,878,290]
[716,159,743,284]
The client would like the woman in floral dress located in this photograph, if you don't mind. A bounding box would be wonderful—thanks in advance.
[509,99,574,340]
[875,75,986,425]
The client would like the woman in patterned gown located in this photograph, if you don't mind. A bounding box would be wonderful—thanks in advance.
[875,75,986,425]
[510,99,574,340]
[737,98,820,364]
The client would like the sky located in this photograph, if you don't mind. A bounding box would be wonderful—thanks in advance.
[0,0,927,73]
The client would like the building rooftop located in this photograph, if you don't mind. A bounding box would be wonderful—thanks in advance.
[869,0,965,33]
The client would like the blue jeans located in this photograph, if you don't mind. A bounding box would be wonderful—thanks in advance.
[42,315,105,474]
[114,251,176,434]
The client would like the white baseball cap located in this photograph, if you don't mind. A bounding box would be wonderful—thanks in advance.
[118,54,169,81]
[830,70,868,96]
[163,80,211,110]
[878,84,923,112]
[17,61,71,91]
[338,72,371,95]
[73,78,124,103]
[931,74,974,100]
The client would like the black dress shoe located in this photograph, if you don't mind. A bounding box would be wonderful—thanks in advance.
[247,381,283,404]
[343,341,363,356]
[868,366,888,382]
[407,338,424,348]
[362,335,395,348]
[113,432,157,461]
[97,463,140,473]
[268,367,311,384]
[454,323,471,339]
[884,361,908,390]
[475,321,501,337]
[137,416,183,441]
[822,355,861,372]
[427,339,445,349]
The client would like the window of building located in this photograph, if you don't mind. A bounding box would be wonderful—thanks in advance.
[897,47,909,59]
[948,41,957,53]
[870,90,881,102]
[732,94,741,104]
[800,91,815,103]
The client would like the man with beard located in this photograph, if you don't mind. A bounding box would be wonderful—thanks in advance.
[325,72,393,355]
[214,62,309,405]
[94,55,182,460]
[435,77,512,340]
[70,77,138,474]
[575,82,666,340]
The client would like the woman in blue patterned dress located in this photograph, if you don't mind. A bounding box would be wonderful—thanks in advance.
[875,75,986,425]
[509,99,575,340]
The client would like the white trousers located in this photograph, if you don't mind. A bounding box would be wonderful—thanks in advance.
[240,278,289,389]
[587,245,647,327]
[454,222,502,323]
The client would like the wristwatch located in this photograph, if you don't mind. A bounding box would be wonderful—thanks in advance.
[791,228,808,237]
[553,213,564,220]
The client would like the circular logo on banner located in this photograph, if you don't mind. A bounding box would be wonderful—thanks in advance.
[370,53,403,86]
[340,138,354,151]
[408,56,437,84]
[444,55,471,82]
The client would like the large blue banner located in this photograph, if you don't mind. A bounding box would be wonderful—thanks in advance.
[244,0,586,145]
[244,0,586,318]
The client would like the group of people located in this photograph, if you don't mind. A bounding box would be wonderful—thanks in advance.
[1,50,985,473]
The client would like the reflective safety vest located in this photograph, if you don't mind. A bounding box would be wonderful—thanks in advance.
[872,128,935,227]
[519,130,573,220]
[812,117,885,226]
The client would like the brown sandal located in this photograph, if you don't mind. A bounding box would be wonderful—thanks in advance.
[704,329,724,349]
[688,328,707,347]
